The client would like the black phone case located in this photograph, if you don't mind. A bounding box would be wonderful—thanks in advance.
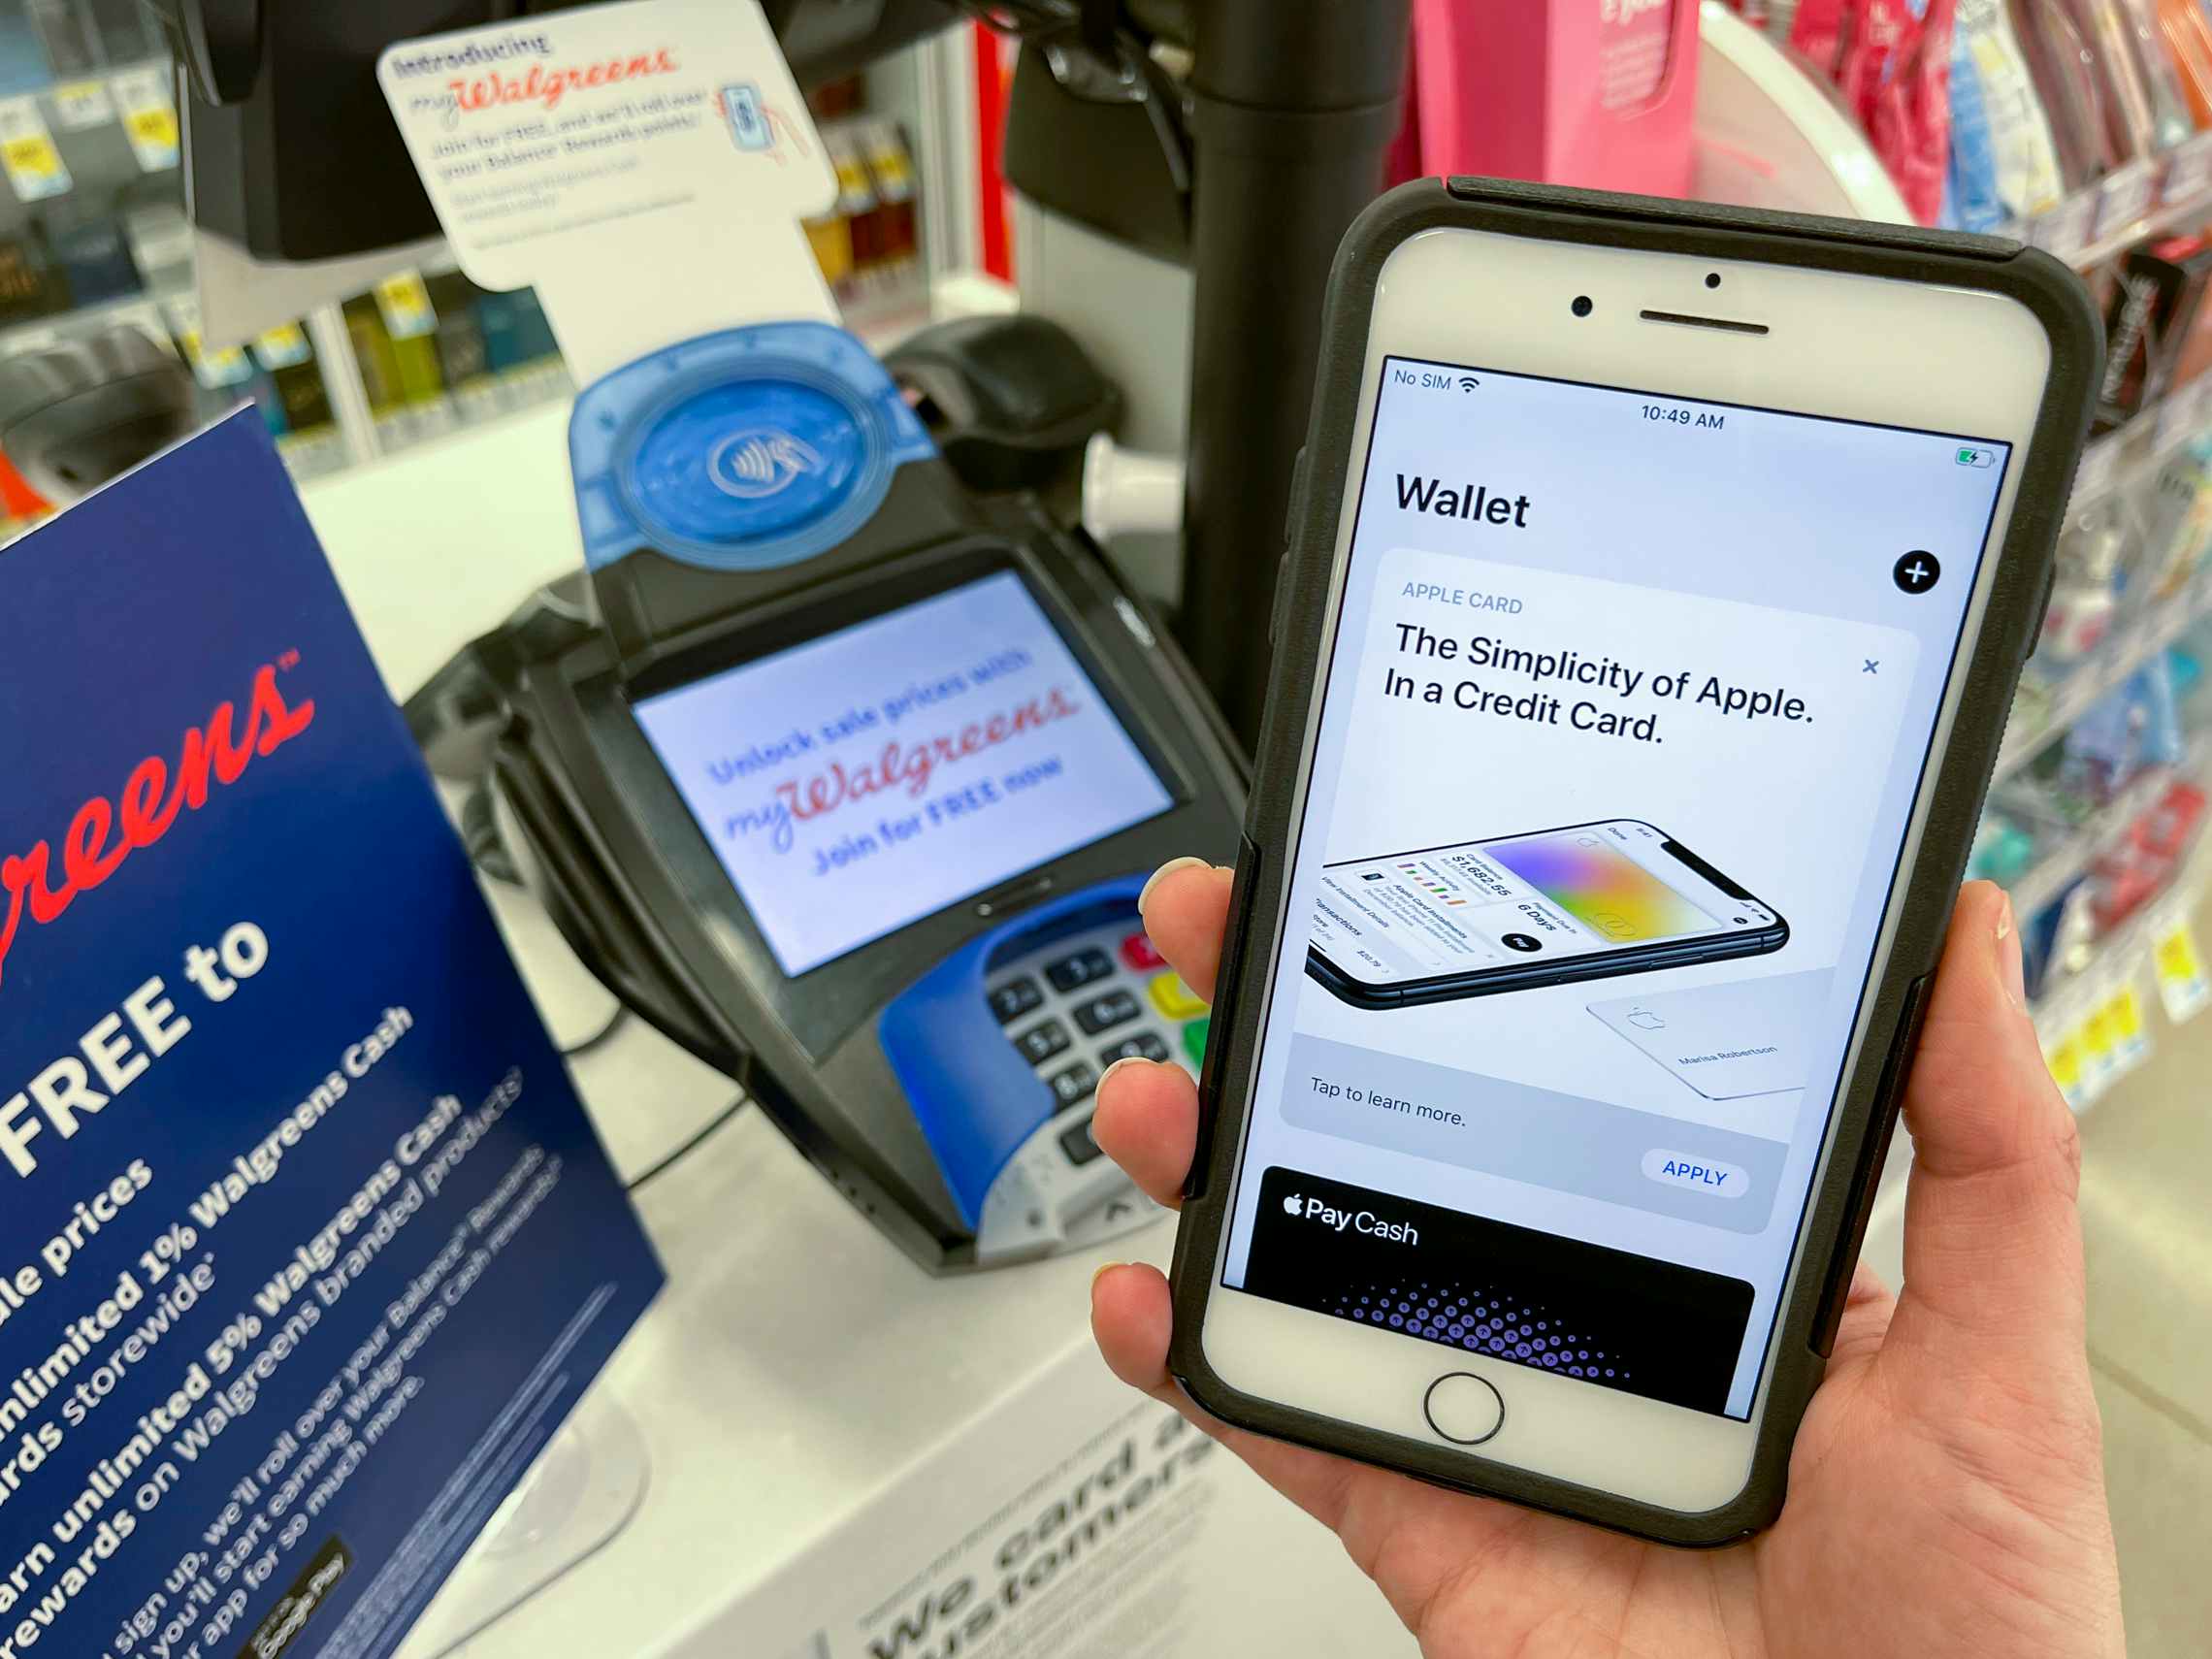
[1167,177,2103,1547]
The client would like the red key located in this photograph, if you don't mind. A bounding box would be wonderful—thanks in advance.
[1120,931,1165,972]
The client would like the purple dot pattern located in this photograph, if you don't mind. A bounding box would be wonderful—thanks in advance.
[1330,1281,1630,1382]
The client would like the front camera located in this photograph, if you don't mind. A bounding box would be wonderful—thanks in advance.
[1571,295,1593,318]
[1706,273,1722,289]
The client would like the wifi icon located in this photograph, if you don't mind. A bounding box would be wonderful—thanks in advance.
[1457,375,1480,393]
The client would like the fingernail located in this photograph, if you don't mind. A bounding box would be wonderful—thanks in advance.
[1098,1055,1147,1097]
[1138,856,1210,920]
[1091,1261,1124,1295]
[1996,891,2029,1015]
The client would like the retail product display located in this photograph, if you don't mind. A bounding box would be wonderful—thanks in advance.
[1410,0,1703,195]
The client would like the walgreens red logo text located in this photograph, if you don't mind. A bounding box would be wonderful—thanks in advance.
[450,49,679,114]
[0,665,315,992]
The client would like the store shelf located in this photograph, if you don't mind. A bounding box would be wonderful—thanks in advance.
[2033,844,2210,1028]
[2068,380,2212,510]
[2005,743,2204,921]
[2031,137,2212,272]
[2065,181,2212,273]
[1996,577,2212,784]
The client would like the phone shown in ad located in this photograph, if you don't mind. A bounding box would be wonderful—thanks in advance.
[1308,819,1786,1006]
[1166,182,2098,1545]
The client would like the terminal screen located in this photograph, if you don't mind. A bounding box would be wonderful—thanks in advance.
[634,570,1174,976]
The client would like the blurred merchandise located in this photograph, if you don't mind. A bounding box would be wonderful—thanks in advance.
[858,117,920,267]
[1970,807,2042,882]
[1410,0,1701,195]
[2092,776,2208,925]
[2098,234,2212,426]
[2107,0,2196,149]
[2153,0,2212,122]
[1791,0,1960,222]
[2138,436,2212,596]
[2038,493,2137,666]
[1947,0,2066,228]
[2010,0,2123,188]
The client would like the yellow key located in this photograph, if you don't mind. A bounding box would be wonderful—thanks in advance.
[1148,971,1207,1023]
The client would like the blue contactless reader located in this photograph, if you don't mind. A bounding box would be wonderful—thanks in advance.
[413,321,1245,1270]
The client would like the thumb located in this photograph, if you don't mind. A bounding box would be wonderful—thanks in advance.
[1889,881,2087,1369]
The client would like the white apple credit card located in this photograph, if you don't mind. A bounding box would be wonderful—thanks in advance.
[1586,971,1833,1100]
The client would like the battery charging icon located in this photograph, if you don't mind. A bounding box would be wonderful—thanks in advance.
[1956,445,1997,468]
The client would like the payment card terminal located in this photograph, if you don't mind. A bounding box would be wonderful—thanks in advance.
[411,321,1245,1271]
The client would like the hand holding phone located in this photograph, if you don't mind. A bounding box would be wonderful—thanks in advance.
[1165,179,2100,1541]
[1093,867,2121,1653]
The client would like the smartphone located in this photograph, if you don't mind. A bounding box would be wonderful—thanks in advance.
[1308,818,1787,1007]
[1169,180,2098,1545]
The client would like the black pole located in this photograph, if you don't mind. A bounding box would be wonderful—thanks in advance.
[1179,0,1411,748]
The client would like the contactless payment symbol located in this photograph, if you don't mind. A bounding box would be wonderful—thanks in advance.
[711,427,826,499]
[723,82,771,150]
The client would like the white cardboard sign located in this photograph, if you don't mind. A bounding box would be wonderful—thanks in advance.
[377,0,838,382]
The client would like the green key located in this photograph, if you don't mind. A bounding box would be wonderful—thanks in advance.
[1182,1015,1210,1066]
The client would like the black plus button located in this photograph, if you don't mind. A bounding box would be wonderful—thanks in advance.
[1892,550,1940,594]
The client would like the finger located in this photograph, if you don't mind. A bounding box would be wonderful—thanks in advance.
[1891,882,2086,1365]
[1093,1057,1198,1209]
[1090,1262,1363,1533]
[1138,858,1236,1001]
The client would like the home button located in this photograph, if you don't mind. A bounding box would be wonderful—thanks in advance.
[1422,1372,1505,1446]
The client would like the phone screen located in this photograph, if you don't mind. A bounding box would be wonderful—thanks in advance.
[1224,357,2013,1418]
[1312,820,1781,991]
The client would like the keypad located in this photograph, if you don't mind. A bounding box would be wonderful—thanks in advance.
[1015,1020,1071,1065]
[1098,1030,1170,1065]
[989,977,1043,1025]
[986,923,1210,1168]
[1047,1061,1097,1110]
[1046,947,1115,993]
[1058,1115,1105,1166]
[1120,932,1166,972]
[1071,989,1141,1036]
[1148,971,1208,1022]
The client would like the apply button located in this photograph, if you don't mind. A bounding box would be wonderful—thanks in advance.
[1642,1149,1748,1199]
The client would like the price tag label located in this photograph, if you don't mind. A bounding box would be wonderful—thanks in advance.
[0,99,69,202]
[250,323,312,371]
[2034,192,2098,261]
[51,80,115,131]
[2106,978,2152,1074]
[2076,999,2118,1103]
[2095,161,2160,244]
[2044,1031,2085,1107]
[111,67,179,173]
[178,328,253,390]
[374,272,439,341]
[2154,915,2210,1021]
